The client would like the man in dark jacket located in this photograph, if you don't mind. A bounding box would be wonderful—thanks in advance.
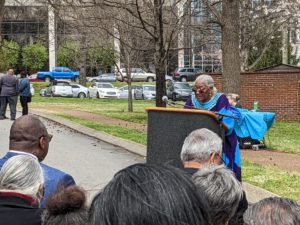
[0,68,19,120]
[0,115,76,208]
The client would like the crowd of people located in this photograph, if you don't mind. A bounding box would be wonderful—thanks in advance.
[0,115,299,225]
[0,68,31,120]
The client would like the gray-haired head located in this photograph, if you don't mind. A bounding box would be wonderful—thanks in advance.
[243,197,300,225]
[0,155,44,203]
[192,164,243,225]
[195,74,215,88]
[181,128,222,165]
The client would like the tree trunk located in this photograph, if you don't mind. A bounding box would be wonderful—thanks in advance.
[282,25,288,64]
[79,34,87,86]
[125,60,133,112]
[0,0,5,42]
[154,0,166,107]
[221,0,240,95]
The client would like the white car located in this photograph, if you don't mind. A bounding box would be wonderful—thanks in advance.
[118,85,139,99]
[70,83,89,98]
[88,82,120,99]
[117,68,156,82]
[39,80,73,97]
[134,85,156,100]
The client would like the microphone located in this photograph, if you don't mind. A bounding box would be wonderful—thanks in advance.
[162,96,169,104]
[162,96,194,108]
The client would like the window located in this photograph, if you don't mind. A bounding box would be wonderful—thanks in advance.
[56,82,70,86]
[97,83,113,88]
[144,86,155,91]
[11,22,25,34]
[26,22,38,34]
[136,68,144,73]
[54,68,62,72]
[71,85,79,88]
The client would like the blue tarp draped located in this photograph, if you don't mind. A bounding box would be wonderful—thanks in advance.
[217,107,275,140]
[233,108,275,140]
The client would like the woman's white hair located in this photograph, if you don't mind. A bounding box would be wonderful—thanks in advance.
[181,128,222,164]
[0,155,44,201]
[195,74,215,88]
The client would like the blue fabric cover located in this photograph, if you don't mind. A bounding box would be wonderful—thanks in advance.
[233,108,275,140]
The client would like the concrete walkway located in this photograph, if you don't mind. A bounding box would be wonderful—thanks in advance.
[30,110,278,203]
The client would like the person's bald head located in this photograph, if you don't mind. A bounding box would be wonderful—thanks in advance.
[9,115,51,162]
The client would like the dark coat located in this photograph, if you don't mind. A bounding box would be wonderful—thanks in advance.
[0,75,19,96]
[0,192,42,225]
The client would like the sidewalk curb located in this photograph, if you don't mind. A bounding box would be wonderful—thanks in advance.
[31,110,147,157]
[31,110,278,203]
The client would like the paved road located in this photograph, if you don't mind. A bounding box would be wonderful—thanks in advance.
[0,114,144,201]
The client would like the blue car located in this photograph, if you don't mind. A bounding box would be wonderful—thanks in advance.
[37,67,80,82]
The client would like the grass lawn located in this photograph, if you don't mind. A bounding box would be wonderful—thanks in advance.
[30,83,300,202]
[31,84,300,155]
[57,114,147,145]
[243,160,300,202]
[265,122,300,155]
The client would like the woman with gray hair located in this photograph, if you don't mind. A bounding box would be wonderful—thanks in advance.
[0,155,44,225]
[243,197,300,225]
[192,164,243,225]
[185,74,242,181]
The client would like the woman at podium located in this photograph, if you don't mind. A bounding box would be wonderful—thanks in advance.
[185,74,242,181]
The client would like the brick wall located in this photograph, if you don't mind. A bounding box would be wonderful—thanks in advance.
[209,72,300,122]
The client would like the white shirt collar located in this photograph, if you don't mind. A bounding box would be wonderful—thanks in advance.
[8,150,38,160]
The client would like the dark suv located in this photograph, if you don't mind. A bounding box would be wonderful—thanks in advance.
[172,68,202,82]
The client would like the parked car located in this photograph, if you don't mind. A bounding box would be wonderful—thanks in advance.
[37,67,80,82]
[87,73,116,82]
[28,73,40,82]
[116,68,156,82]
[134,85,156,100]
[165,74,173,81]
[30,84,35,96]
[172,67,202,82]
[88,82,120,99]
[39,80,73,97]
[70,83,89,98]
[166,82,192,101]
[118,85,139,99]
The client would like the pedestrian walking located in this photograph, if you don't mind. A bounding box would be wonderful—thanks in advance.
[19,71,31,115]
[0,69,19,120]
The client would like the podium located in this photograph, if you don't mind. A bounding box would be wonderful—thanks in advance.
[145,107,227,168]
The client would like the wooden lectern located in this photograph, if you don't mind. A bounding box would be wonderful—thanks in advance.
[145,107,227,168]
